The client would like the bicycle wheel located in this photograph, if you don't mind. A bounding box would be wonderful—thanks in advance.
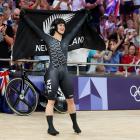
[5,78,38,116]
[54,88,67,114]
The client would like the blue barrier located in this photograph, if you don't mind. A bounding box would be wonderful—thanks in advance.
[1,75,140,113]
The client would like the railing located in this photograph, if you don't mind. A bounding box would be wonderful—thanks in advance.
[0,58,140,77]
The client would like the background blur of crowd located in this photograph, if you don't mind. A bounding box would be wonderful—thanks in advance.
[0,0,139,76]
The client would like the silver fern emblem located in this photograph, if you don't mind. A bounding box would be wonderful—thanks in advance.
[43,13,75,34]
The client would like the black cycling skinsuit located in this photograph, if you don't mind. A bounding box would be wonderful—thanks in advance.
[23,11,88,100]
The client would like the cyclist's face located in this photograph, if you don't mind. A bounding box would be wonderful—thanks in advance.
[57,23,65,35]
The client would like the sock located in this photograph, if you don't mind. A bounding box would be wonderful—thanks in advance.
[70,113,81,133]
[46,116,59,136]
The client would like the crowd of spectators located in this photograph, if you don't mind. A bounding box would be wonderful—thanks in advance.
[0,0,139,76]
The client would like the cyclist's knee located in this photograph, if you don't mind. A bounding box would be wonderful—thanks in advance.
[66,98,74,105]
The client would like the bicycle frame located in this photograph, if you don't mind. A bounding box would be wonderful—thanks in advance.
[20,66,46,98]
[5,63,67,115]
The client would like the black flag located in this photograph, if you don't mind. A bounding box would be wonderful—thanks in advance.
[13,9,105,60]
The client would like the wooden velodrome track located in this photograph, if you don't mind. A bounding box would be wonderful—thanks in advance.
[0,110,140,140]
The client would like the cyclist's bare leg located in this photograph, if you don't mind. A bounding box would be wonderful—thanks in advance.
[66,98,76,114]
[45,100,55,116]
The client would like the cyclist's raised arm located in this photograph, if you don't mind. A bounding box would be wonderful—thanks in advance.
[22,13,53,46]
[63,11,88,44]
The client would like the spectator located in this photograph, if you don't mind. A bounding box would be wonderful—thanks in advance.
[124,19,138,46]
[0,7,14,68]
[15,0,20,8]
[19,0,30,9]
[110,25,125,40]
[108,25,125,49]
[9,8,20,38]
[99,16,108,40]
[125,19,137,34]
[47,0,54,5]
[3,2,10,12]
[3,3,12,25]
[119,42,138,75]
[87,49,105,74]
[40,0,50,10]
[7,0,15,10]
[0,0,4,6]
[28,0,41,9]
[71,0,85,11]
[29,0,50,10]
[85,0,104,32]
[105,14,117,37]
[52,0,72,10]
[103,37,124,74]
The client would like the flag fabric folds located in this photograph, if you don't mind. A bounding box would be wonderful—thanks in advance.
[13,9,106,60]
[105,0,120,17]
[0,70,9,96]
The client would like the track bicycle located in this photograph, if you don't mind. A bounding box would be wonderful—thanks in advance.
[4,64,67,115]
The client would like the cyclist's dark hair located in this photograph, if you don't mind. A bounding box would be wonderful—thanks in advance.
[50,18,66,36]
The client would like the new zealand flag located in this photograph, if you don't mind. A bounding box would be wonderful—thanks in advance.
[12,9,106,60]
